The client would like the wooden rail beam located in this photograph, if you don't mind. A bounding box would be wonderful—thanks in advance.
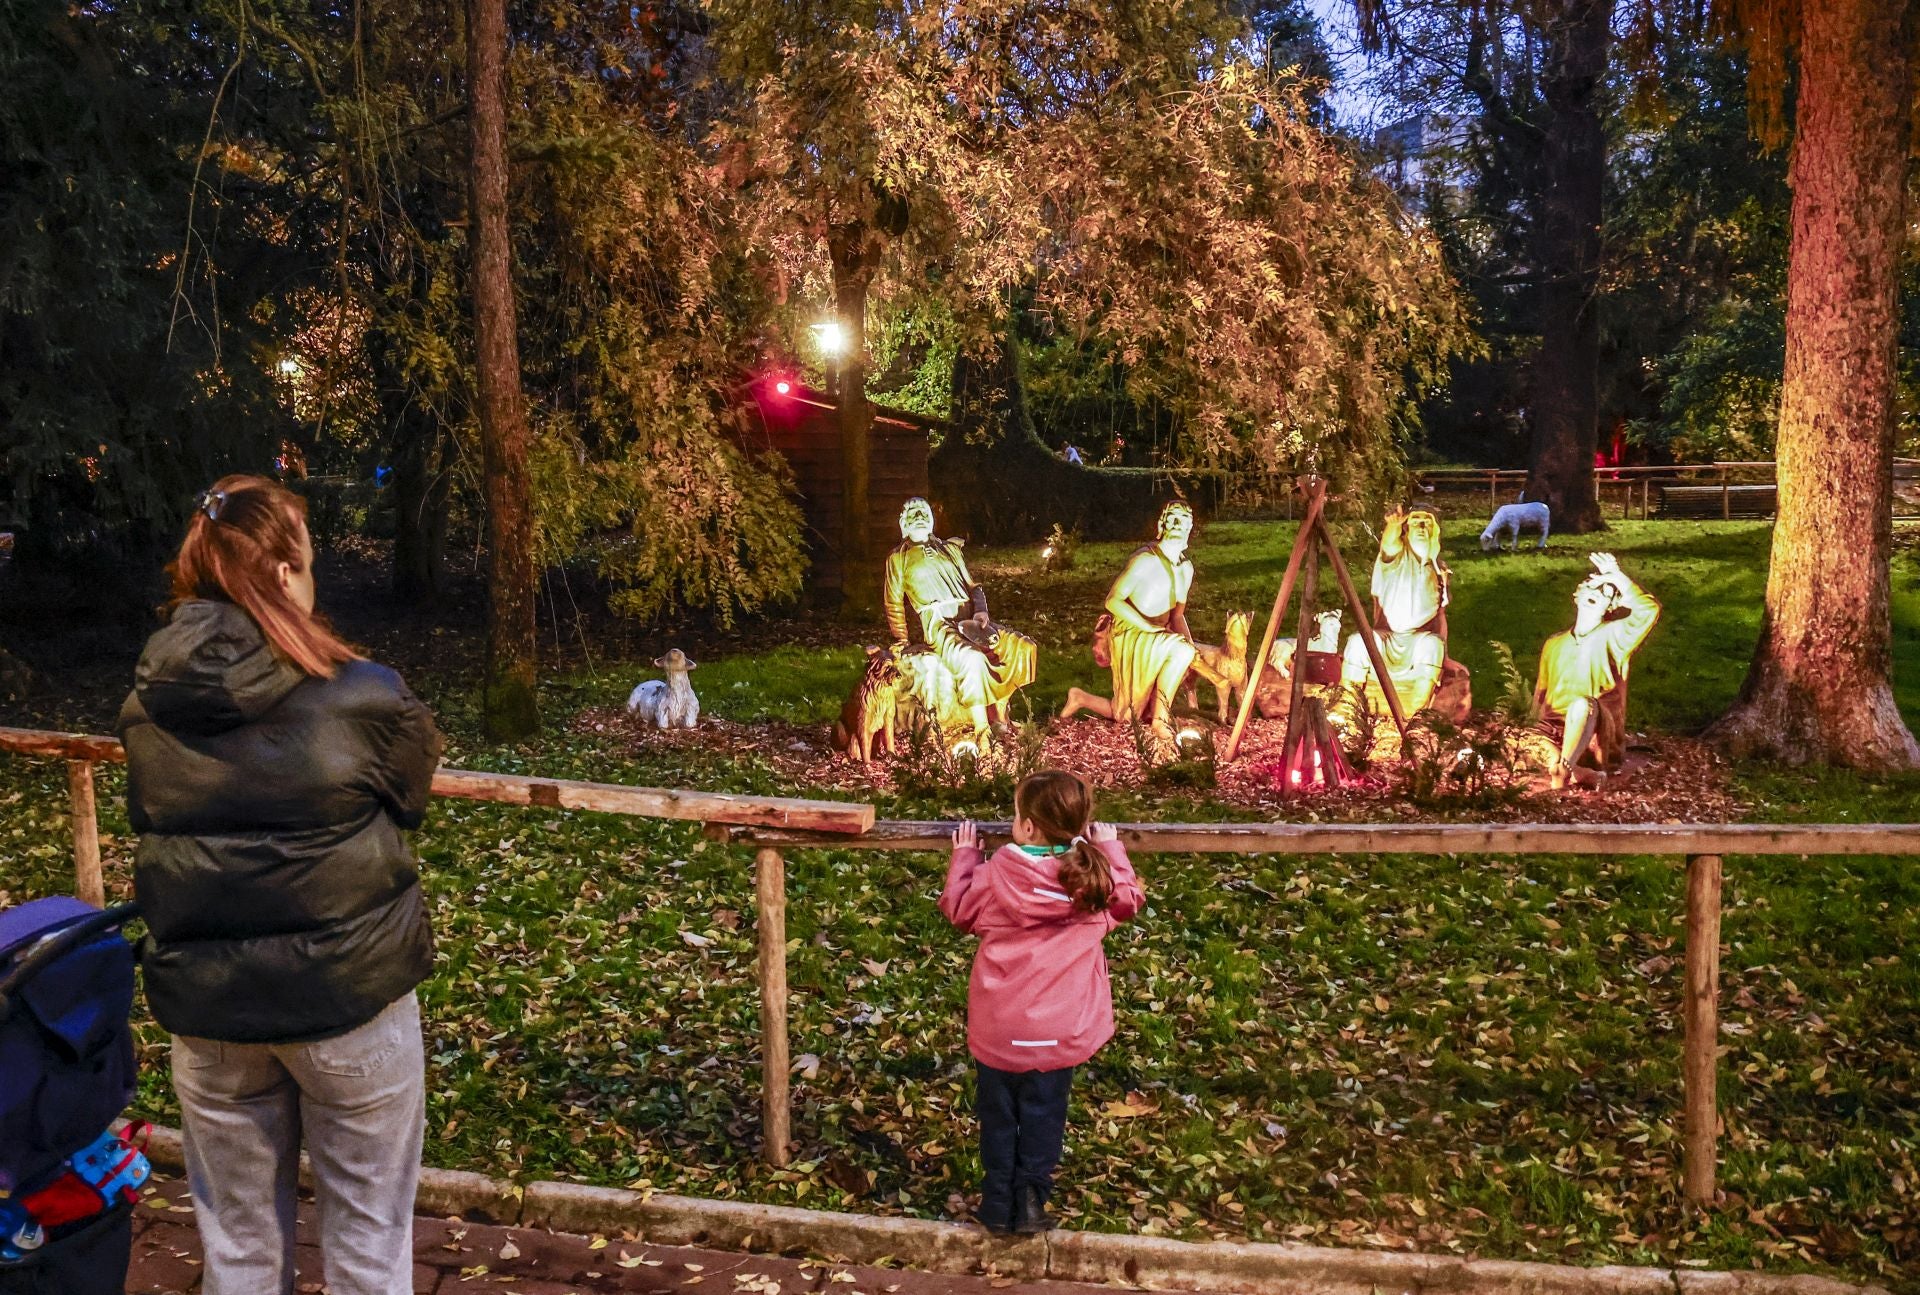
[428,768,873,834]
[709,819,1920,856]
[0,727,874,835]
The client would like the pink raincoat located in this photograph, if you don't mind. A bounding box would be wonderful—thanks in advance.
[939,841,1143,1071]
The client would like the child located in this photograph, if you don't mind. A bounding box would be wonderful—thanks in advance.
[941,770,1144,1236]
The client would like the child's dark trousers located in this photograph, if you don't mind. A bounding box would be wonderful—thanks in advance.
[974,1062,1074,1230]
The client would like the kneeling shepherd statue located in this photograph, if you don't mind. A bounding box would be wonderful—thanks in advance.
[1060,500,1198,755]
[884,498,1037,743]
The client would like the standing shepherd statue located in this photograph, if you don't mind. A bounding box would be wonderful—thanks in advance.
[1060,501,1197,757]
[1480,498,1552,551]
[884,498,1037,745]
[1530,553,1661,789]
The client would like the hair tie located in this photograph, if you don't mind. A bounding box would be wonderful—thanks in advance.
[1070,834,1088,849]
[197,488,228,522]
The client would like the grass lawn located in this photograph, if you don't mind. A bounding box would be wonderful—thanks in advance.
[5,519,1920,1286]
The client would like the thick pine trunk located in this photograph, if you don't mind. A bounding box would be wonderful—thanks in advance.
[1524,0,1610,533]
[1712,0,1919,769]
[391,419,451,604]
[467,0,539,741]
[830,228,879,620]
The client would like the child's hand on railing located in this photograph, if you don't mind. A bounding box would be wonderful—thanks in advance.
[1087,821,1118,843]
[954,820,980,851]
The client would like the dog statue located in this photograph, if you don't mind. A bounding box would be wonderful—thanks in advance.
[831,646,905,764]
[627,649,700,729]
[1185,611,1252,723]
[1481,499,1551,551]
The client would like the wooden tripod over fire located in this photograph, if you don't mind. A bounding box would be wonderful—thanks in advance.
[1220,475,1410,789]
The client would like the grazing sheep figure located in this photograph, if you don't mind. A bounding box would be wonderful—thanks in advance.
[627,649,701,729]
[1480,500,1551,552]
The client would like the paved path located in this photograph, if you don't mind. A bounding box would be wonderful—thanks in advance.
[127,1173,1164,1295]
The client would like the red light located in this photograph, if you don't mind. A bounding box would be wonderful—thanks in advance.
[774,380,792,395]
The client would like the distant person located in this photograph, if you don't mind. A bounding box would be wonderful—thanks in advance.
[118,474,442,1295]
[941,771,1143,1235]
[1062,444,1085,465]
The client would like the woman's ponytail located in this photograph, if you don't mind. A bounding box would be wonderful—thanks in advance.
[1014,770,1114,914]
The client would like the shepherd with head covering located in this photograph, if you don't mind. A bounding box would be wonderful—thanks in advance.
[1341,506,1451,717]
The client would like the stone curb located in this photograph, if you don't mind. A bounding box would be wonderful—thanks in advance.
[137,1125,1883,1295]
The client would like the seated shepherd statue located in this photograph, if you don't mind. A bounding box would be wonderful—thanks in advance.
[1531,552,1660,789]
[884,498,1036,743]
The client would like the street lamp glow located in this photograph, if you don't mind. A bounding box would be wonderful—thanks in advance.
[813,319,848,357]
[277,358,302,377]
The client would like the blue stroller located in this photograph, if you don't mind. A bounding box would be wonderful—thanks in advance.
[0,897,151,1295]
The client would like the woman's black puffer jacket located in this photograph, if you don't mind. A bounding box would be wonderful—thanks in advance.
[117,599,440,1043]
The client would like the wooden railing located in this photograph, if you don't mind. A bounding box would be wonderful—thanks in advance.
[0,726,874,907]
[9,727,1918,1214]
[714,818,1920,1210]
[1417,462,1780,521]
[1417,459,1920,521]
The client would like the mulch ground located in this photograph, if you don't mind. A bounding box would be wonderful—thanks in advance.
[573,707,1747,825]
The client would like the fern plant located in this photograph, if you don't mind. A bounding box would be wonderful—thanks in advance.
[1489,640,1542,728]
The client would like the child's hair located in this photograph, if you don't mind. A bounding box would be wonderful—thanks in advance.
[1015,770,1113,913]
[167,474,358,678]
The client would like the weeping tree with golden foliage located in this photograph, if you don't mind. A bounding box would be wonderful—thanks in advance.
[1002,65,1474,502]
[713,3,1471,541]
[1707,0,1920,768]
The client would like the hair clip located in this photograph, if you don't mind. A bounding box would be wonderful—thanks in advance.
[197,489,228,522]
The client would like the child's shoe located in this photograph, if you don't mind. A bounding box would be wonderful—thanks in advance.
[1012,1185,1052,1235]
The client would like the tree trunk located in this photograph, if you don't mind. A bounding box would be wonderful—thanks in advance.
[392,420,452,604]
[1524,0,1610,533]
[830,226,879,620]
[467,0,539,741]
[1711,0,1919,769]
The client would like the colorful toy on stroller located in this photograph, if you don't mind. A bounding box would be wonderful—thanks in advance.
[0,897,151,1295]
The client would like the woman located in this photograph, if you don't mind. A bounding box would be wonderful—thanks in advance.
[118,475,440,1295]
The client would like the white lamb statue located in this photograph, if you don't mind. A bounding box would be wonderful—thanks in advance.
[1481,499,1551,551]
[626,649,700,729]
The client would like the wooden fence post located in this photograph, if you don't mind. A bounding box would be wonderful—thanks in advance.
[755,847,792,1168]
[67,760,103,908]
[1683,853,1723,1208]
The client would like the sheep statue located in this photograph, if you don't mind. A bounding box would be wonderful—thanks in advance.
[626,649,701,729]
[1480,498,1551,552]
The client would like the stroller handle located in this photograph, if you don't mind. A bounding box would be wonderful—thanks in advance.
[0,903,141,1026]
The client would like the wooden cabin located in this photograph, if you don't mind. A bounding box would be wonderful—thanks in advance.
[739,380,935,599]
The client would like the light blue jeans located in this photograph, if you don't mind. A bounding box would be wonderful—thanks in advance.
[171,992,425,1295]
